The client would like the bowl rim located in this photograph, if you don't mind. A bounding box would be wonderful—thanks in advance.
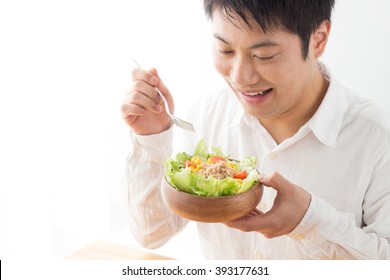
[163,176,262,199]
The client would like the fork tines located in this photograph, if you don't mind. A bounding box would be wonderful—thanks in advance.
[173,118,196,132]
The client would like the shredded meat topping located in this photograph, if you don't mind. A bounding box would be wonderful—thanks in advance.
[199,161,235,179]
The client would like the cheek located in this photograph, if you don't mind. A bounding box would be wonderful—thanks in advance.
[212,52,230,77]
[275,66,291,84]
[271,59,300,87]
[280,60,312,88]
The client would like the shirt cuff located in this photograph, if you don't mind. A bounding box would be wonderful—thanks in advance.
[129,127,174,162]
[287,194,340,256]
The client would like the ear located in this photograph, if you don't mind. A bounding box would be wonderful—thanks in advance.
[311,20,331,58]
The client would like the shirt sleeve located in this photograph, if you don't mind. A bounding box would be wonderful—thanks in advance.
[124,128,188,249]
[288,151,390,259]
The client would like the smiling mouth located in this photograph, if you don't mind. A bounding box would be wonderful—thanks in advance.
[242,88,273,96]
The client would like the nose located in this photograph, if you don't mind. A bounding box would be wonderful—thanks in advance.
[231,57,259,86]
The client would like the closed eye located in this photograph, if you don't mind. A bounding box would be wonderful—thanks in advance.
[218,50,234,55]
[254,55,276,61]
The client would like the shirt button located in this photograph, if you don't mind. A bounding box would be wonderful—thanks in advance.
[255,252,263,260]
[268,152,277,160]
[293,233,305,240]
[258,202,267,212]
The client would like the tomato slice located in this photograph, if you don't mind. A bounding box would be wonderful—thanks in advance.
[185,160,196,168]
[210,156,226,163]
[234,170,247,180]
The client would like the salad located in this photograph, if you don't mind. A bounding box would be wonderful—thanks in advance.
[163,140,259,196]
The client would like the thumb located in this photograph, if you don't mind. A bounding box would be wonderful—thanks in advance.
[148,67,159,77]
[149,68,165,89]
[259,172,290,195]
[148,68,175,113]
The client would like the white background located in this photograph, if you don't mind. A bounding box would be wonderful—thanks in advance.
[0,0,389,260]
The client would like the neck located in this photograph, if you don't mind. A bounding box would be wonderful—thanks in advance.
[260,70,329,145]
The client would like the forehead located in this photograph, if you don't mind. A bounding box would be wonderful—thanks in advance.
[211,7,286,34]
[211,8,288,44]
[211,8,263,33]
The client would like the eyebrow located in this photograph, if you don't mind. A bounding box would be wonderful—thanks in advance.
[213,33,279,49]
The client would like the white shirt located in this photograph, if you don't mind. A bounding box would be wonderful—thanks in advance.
[125,69,390,259]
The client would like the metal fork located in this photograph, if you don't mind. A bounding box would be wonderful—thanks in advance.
[132,59,196,133]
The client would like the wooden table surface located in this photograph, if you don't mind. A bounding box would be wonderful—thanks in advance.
[66,240,174,260]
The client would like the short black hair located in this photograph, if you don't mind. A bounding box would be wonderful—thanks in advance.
[203,0,335,59]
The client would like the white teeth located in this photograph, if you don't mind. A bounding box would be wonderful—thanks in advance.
[246,90,268,96]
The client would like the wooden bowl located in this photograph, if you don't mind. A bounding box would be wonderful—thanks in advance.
[161,178,263,223]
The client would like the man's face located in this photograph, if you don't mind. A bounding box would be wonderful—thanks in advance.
[211,9,321,122]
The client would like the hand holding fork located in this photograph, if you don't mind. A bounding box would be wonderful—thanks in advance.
[122,60,195,135]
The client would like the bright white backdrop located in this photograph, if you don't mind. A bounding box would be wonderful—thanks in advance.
[0,0,389,260]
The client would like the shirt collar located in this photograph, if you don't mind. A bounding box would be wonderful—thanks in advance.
[228,104,245,128]
[306,66,348,147]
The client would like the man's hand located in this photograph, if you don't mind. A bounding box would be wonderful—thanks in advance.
[121,67,174,135]
[224,172,311,238]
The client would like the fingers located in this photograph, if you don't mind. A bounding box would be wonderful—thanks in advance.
[123,68,164,118]
[224,214,263,233]
[259,172,292,195]
[226,172,311,238]
[250,208,264,216]
[131,67,158,85]
[131,68,161,106]
[122,66,174,134]
[129,67,173,113]
[131,67,170,102]
[122,91,162,119]
[121,102,146,118]
[223,208,264,231]
[260,172,311,207]
[149,68,175,114]
[225,209,284,238]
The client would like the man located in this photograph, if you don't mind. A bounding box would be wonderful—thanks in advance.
[121,0,390,259]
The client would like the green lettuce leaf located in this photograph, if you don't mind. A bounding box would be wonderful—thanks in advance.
[163,140,259,196]
[193,139,208,161]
